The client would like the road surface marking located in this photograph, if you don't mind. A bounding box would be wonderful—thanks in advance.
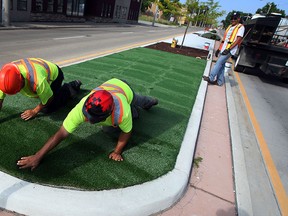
[53,36,87,40]
[55,34,183,66]
[234,71,288,216]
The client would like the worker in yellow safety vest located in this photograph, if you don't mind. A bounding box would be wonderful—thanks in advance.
[16,78,158,170]
[0,58,82,120]
[203,12,245,86]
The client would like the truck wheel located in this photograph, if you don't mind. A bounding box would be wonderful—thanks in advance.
[234,54,245,72]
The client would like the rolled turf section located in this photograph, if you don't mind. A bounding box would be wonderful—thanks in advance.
[0,47,206,190]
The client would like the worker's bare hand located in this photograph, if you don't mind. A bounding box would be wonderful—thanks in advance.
[17,155,40,171]
[21,109,37,120]
[109,152,123,161]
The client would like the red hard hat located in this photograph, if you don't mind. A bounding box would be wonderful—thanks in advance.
[82,90,114,124]
[0,63,22,95]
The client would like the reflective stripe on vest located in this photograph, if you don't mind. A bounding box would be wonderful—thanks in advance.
[13,58,52,93]
[21,59,38,93]
[31,58,51,82]
[219,24,243,50]
[111,94,123,127]
[92,83,127,127]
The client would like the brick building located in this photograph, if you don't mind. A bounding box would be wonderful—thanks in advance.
[0,0,141,23]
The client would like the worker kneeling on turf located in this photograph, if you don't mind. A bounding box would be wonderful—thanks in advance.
[0,58,82,120]
[17,78,158,170]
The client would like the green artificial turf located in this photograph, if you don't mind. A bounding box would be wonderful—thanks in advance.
[0,47,206,190]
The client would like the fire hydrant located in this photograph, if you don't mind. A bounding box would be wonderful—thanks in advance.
[171,38,178,48]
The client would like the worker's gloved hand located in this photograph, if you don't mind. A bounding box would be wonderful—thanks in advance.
[221,48,231,55]
[215,49,220,57]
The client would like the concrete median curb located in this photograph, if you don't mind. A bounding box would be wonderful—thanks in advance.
[0,35,213,216]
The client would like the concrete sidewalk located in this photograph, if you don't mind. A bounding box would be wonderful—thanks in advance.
[0,20,174,30]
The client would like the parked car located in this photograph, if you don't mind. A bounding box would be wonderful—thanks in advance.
[200,32,221,41]
[193,30,222,41]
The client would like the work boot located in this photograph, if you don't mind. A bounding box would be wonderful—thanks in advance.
[203,76,217,85]
[208,79,217,85]
[68,80,82,98]
[202,75,210,81]
[143,98,158,110]
[69,80,82,91]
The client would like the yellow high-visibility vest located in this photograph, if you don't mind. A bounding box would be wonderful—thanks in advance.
[219,24,243,50]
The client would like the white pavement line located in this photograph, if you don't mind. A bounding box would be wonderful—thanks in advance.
[225,72,253,216]
[53,35,86,40]
[0,34,210,216]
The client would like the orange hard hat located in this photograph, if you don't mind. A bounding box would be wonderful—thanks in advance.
[0,63,22,95]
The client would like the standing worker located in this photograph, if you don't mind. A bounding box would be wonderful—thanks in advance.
[203,12,245,86]
[17,78,158,170]
[0,58,82,120]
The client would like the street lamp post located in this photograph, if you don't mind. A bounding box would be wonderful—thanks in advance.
[267,3,272,14]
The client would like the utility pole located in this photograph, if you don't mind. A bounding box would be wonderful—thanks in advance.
[2,0,10,26]
[152,3,158,26]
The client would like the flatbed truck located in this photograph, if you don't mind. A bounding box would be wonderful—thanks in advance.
[234,15,288,80]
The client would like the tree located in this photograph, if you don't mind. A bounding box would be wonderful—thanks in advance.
[256,2,286,16]
[186,0,224,27]
[181,0,224,48]
[158,0,182,21]
[185,0,199,26]
[204,0,225,27]
[141,0,154,13]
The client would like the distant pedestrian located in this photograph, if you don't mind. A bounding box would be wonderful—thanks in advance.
[0,58,82,120]
[203,12,245,86]
[17,78,158,170]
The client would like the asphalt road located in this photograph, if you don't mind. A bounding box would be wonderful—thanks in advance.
[239,72,288,189]
[229,69,288,215]
[0,23,198,66]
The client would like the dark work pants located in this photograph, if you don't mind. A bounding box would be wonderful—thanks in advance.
[42,66,71,113]
[121,79,155,119]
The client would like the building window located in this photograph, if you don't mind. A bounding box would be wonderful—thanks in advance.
[35,0,43,12]
[115,5,127,19]
[32,0,64,13]
[17,0,27,11]
[57,0,63,13]
[47,0,53,12]
[66,0,85,16]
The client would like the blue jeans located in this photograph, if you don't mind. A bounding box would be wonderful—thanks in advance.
[209,53,231,86]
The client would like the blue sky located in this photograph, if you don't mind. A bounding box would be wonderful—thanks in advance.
[215,0,288,21]
[180,0,288,22]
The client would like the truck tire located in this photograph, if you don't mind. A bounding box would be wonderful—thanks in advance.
[234,54,245,72]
